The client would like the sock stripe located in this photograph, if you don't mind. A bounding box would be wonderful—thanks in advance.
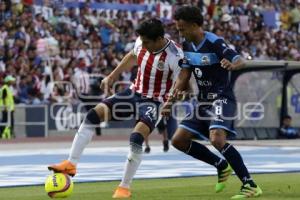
[221,143,232,154]
[186,142,193,154]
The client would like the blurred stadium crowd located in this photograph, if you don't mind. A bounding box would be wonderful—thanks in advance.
[0,0,300,105]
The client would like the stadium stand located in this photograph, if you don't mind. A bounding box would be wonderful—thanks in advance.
[255,128,269,140]
[266,127,279,139]
[0,0,299,139]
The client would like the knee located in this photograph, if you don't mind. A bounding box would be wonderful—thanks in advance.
[128,132,144,161]
[171,137,190,152]
[171,137,180,149]
[94,103,111,121]
[130,132,144,146]
[210,129,226,151]
[85,109,101,125]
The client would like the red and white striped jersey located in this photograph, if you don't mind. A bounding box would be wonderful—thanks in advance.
[130,37,184,102]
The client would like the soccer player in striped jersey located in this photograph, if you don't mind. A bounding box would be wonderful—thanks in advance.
[162,6,262,199]
[48,18,184,198]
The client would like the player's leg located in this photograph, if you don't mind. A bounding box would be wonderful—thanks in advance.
[48,88,134,176]
[210,128,262,198]
[113,100,159,198]
[173,105,228,169]
[48,103,111,176]
[172,107,229,173]
[173,105,231,192]
[172,127,228,171]
[144,135,151,153]
[209,98,262,198]
[113,121,150,199]
[208,129,233,192]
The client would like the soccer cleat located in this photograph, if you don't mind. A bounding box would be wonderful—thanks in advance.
[215,164,233,193]
[112,186,131,198]
[48,160,77,177]
[231,184,263,199]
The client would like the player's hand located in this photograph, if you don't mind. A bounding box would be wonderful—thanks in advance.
[221,58,243,70]
[161,101,173,117]
[220,59,234,70]
[100,76,114,96]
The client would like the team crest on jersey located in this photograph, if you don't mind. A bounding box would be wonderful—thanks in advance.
[201,56,210,65]
[157,61,165,70]
[194,68,202,78]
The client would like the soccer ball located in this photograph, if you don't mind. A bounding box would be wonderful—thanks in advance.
[45,173,74,198]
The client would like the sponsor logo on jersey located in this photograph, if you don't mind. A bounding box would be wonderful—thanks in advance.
[197,80,212,86]
[214,99,228,104]
[194,68,202,78]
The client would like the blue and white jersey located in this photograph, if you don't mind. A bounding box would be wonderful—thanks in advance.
[180,32,240,101]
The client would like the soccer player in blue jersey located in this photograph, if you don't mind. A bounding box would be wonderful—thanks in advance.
[162,6,262,199]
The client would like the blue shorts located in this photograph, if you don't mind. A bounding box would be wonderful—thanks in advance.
[102,88,160,131]
[179,97,237,140]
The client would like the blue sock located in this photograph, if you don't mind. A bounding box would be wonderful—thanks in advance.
[220,143,256,187]
[187,141,227,170]
[85,109,101,124]
[129,132,144,154]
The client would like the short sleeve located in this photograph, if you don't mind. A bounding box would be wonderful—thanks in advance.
[212,39,241,63]
[132,37,142,56]
[178,43,193,69]
[170,48,185,79]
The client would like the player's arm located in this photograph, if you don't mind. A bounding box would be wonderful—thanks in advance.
[171,68,192,101]
[108,50,136,80]
[220,57,245,71]
[212,38,246,71]
[100,51,137,94]
[161,64,192,117]
[169,48,193,100]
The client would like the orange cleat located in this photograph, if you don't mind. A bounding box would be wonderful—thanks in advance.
[48,160,77,177]
[112,186,131,198]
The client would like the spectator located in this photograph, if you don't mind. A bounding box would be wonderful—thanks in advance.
[278,115,299,139]
[290,3,300,32]
[0,75,16,139]
[28,88,42,105]
[72,58,90,97]
[0,0,299,105]
[16,75,29,104]
[40,74,53,103]
[280,6,291,30]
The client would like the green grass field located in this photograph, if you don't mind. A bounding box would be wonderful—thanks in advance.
[1,173,299,200]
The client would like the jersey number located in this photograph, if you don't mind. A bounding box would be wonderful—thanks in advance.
[145,106,156,119]
[215,106,223,116]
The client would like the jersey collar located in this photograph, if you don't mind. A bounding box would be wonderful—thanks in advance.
[152,38,171,55]
[191,31,207,51]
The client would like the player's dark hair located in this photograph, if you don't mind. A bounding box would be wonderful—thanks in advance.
[174,5,203,26]
[283,115,292,119]
[136,18,164,40]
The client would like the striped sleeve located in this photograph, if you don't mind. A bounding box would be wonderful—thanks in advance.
[132,37,142,56]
